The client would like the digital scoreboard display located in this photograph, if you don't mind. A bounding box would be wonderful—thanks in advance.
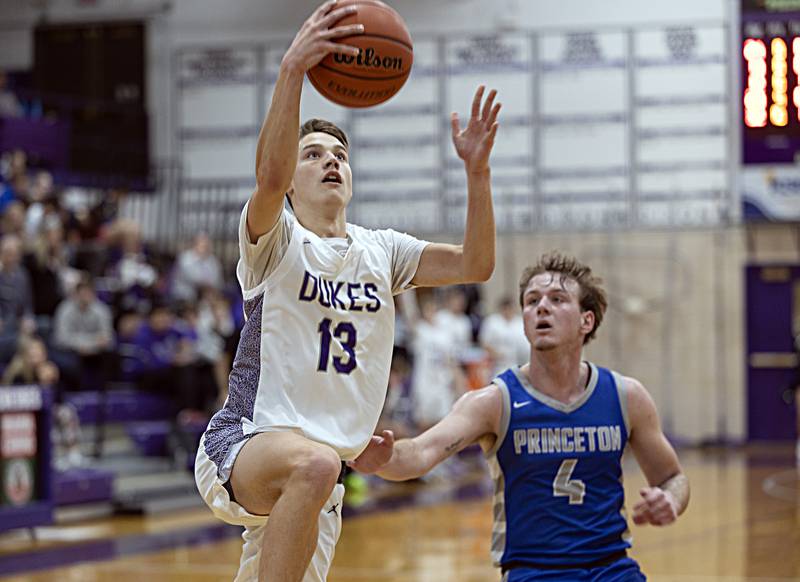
[741,1,800,222]
[742,1,800,163]
[742,17,800,163]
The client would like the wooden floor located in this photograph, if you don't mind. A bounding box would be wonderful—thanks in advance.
[1,445,798,581]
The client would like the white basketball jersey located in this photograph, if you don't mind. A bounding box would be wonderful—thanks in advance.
[227,205,427,460]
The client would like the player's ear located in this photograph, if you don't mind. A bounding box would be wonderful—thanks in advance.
[580,311,594,334]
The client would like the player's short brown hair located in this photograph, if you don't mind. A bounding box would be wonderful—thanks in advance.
[299,119,349,150]
[518,251,608,344]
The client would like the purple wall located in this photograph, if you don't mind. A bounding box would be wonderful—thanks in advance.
[745,265,799,440]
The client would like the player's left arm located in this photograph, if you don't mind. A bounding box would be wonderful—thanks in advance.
[348,384,503,480]
[410,86,500,287]
[625,377,690,526]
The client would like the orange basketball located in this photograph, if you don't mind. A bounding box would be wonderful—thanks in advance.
[308,0,413,108]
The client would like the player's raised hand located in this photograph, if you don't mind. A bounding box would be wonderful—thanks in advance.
[282,0,364,74]
[451,85,501,174]
[347,430,395,474]
[632,486,679,526]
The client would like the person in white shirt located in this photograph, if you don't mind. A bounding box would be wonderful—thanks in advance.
[480,296,529,377]
[171,232,223,302]
[434,286,473,354]
[411,296,465,429]
[193,2,502,581]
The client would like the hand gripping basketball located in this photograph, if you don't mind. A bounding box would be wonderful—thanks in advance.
[307,0,414,107]
[282,0,364,74]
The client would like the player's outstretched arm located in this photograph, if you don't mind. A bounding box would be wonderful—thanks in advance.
[247,0,363,241]
[625,377,690,526]
[410,86,501,287]
[349,384,503,481]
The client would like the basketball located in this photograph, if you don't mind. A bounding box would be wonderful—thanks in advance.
[308,0,413,108]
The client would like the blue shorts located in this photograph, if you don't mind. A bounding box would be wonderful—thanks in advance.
[503,557,646,582]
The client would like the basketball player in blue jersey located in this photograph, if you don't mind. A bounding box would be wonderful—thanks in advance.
[193,1,501,581]
[352,252,690,581]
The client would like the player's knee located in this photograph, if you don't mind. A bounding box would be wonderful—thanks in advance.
[290,447,341,498]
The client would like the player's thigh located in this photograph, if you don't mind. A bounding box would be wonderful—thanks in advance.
[230,431,341,516]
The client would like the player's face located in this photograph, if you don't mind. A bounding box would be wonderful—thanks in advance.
[291,132,352,209]
[521,272,593,351]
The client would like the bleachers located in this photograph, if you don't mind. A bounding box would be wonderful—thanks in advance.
[53,386,208,517]
[64,386,175,425]
[53,468,114,507]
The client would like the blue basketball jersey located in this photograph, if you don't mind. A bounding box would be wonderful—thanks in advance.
[487,363,632,568]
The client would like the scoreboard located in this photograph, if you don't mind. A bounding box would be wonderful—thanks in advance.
[741,0,800,220]
[742,12,800,163]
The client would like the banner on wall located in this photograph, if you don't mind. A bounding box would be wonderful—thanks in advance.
[178,48,259,84]
[742,166,800,220]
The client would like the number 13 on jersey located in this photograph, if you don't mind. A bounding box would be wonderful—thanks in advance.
[317,317,357,374]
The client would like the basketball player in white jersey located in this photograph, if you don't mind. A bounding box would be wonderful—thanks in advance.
[194,1,501,581]
[351,253,690,580]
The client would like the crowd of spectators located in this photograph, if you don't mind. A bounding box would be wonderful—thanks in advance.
[0,142,531,469]
[0,148,241,438]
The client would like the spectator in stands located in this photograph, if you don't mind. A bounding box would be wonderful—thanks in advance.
[0,150,23,213]
[435,286,474,355]
[126,303,214,413]
[52,277,115,391]
[0,183,14,215]
[24,170,56,237]
[170,232,223,303]
[115,311,145,382]
[407,294,466,430]
[461,283,484,340]
[197,287,235,404]
[106,219,159,313]
[64,203,106,277]
[9,149,26,177]
[24,217,75,322]
[1,335,59,387]
[479,296,529,377]
[111,220,157,287]
[0,71,22,118]
[0,151,25,223]
[176,301,224,411]
[0,234,35,362]
[89,188,127,239]
[0,149,26,182]
[1,200,26,238]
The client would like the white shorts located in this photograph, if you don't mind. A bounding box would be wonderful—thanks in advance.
[195,434,345,582]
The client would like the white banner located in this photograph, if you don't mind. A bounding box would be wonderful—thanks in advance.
[742,166,800,220]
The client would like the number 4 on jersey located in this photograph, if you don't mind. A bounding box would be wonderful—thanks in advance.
[553,459,586,505]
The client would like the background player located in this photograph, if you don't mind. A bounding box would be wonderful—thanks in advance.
[194,1,501,581]
[351,251,690,581]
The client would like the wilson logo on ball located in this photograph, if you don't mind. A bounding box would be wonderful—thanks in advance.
[332,48,404,72]
[307,0,413,108]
